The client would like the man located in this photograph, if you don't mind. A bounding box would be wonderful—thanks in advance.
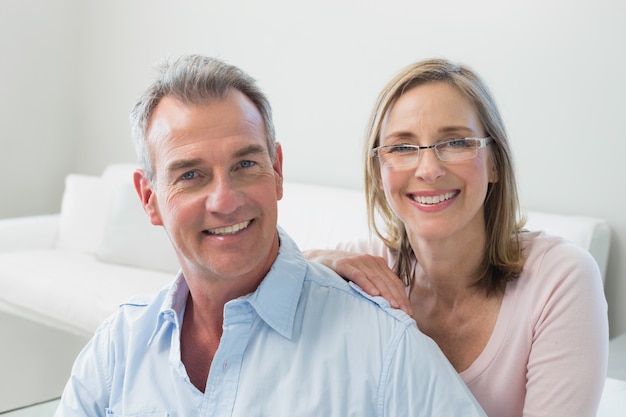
[54,54,485,416]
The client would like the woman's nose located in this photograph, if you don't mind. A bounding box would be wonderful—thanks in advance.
[413,148,445,183]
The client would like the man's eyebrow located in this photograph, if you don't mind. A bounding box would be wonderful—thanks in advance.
[166,158,204,174]
[233,144,268,158]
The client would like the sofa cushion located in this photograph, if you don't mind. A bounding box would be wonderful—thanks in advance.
[0,249,173,336]
[278,181,371,250]
[96,183,179,274]
[55,174,112,254]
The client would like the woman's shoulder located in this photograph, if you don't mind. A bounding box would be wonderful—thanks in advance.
[516,230,602,294]
[520,230,597,266]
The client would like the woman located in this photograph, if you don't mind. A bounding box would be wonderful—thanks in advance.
[306,59,608,416]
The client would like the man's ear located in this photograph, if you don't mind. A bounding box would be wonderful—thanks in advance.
[273,143,284,201]
[133,169,163,226]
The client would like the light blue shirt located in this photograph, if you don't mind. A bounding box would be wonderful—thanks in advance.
[55,228,485,416]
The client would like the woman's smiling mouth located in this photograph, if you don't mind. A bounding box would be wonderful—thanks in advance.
[410,191,459,205]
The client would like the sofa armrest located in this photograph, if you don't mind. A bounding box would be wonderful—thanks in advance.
[0,214,60,253]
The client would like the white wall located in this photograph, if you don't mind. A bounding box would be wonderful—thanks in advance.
[0,0,80,217]
[1,0,624,337]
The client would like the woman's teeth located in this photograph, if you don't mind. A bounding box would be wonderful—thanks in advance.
[413,191,457,205]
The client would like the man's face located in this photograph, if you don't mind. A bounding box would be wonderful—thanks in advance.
[135,90,283,285]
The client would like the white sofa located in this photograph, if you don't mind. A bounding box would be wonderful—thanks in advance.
[0,163,612,338]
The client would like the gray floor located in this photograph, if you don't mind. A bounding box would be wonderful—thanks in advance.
[0,398,59,416]
[0,312,88,413]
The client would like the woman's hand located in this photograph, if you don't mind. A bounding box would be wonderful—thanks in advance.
[304,249,412,316]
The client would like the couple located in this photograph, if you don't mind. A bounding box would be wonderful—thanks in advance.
[55,54,607,416]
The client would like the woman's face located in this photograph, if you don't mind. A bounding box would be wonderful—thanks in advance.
[378,81,497,245]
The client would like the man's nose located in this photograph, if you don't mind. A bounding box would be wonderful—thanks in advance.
[205,173,244,214]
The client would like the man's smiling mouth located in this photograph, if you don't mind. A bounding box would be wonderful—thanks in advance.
[204,220,252,236]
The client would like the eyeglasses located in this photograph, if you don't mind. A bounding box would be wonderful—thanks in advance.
[371,137,493,169]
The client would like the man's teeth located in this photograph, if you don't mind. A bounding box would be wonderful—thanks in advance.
[206,220,251,236]
[414,192,457,205]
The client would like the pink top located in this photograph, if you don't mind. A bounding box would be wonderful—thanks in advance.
[339,231,608,417]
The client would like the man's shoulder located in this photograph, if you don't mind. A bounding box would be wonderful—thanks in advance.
[95,282,175,335]
[303,260,415,326]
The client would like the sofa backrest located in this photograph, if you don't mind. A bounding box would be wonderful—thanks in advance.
[54,164,611,282]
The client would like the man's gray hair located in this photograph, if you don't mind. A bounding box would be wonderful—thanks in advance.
[129,54,276,181]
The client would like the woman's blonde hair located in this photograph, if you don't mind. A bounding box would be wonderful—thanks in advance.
[364,58,526,294]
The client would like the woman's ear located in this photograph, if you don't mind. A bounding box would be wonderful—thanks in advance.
[133,169,163,226]
[488,155,499,184]
[489,165,498,183]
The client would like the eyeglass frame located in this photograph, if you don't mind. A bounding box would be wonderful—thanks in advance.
[371,137,493,167]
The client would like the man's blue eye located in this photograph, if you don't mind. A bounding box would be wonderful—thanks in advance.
[239,160,255,168]
[181,171,196,180]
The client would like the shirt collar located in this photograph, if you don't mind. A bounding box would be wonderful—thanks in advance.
[148,272,188,344]
[151,227,308,342]
[243,226,307,340]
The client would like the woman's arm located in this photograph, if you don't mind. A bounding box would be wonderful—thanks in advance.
[304,249,412,315]
[523,240,608,416]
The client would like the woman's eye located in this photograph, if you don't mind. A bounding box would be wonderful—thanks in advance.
[389,145,416,154]
[445,139,470,148]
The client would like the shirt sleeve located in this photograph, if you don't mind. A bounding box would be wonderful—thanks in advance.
[54,323,113,417]
[381,324,487,417]
[523,239,608,416]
